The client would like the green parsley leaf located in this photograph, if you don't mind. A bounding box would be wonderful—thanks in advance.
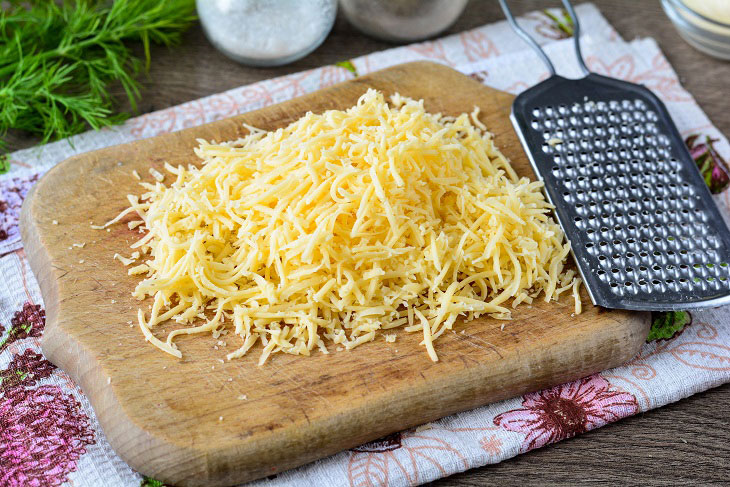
[140,477,167,487]
[335,60,359,77]
[647,311,692,342]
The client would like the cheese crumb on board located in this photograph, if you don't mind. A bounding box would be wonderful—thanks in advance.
[547,137,563,146]
[106,89,579,364]
[128,264,150,275]
[149,167,165,182]
[113,253,135,266]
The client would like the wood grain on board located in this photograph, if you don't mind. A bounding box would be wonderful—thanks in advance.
[20,62,649,487]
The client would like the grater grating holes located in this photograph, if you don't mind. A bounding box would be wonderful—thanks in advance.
[530,97,730,297]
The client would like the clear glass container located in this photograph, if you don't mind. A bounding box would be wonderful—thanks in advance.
[661,0,730,60]
[197,0,337,67]
[339,0,468,43]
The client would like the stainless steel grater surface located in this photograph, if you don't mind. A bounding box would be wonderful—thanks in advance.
[500,0,730,311]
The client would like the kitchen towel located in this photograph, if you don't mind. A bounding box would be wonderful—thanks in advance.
[1,4,728,487]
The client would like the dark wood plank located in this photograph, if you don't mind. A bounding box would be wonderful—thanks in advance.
[7,0,730,484]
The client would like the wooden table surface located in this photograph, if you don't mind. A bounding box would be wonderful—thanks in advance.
[8,0,730,485]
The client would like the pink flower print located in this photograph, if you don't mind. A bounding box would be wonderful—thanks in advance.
[0,302,45,353]
[479,435,502,456]
[0,385,95,487]
[0,173,40,242]
[686,134,730,194]
[0,350,56,392]
[348,429,466,487]
[494,375,638,453]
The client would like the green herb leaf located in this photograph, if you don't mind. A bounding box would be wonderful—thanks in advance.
[0,0,197,145]
[0,155,9,174]
[140,477,167,487]
[647,311,691,342]
[335,60,358,77]
[543,9,574,38]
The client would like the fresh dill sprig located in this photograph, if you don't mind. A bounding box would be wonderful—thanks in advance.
[0,0,197,146]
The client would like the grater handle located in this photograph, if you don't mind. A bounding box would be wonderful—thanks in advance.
[498,0,590,76]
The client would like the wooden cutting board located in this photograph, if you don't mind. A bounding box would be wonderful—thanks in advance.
[20,62,649,487]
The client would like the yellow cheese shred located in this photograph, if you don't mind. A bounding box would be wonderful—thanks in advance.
[111,89,580,363]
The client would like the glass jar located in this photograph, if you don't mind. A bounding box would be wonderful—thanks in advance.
[197,0,337,67]
[339,0,468,43]
[661,0,730,60]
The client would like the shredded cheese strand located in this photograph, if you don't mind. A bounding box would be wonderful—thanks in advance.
[111,89,580,363]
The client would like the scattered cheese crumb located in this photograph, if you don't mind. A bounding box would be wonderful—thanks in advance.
[72,242,86,248]
[111,299,116,304]
[384,334,396,343]
[500,323,505,331]
[78,259,85,264]
[114,253,135,266]
[238,394,247,400]
[128,264,150,275]
[52,220,58,225]
[107,377,111,384]
[547,137,563,147]
[132,170,141,180]
[149,167,165,182]
[219,416,223,421]
[573,278,583,315]
[128,220,144,230]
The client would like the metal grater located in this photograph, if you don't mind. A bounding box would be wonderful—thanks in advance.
[500,0,730,311]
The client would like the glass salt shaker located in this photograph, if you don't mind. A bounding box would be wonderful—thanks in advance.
[197,0,337,67]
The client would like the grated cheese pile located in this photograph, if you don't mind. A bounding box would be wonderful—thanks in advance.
[106,89,581,364]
